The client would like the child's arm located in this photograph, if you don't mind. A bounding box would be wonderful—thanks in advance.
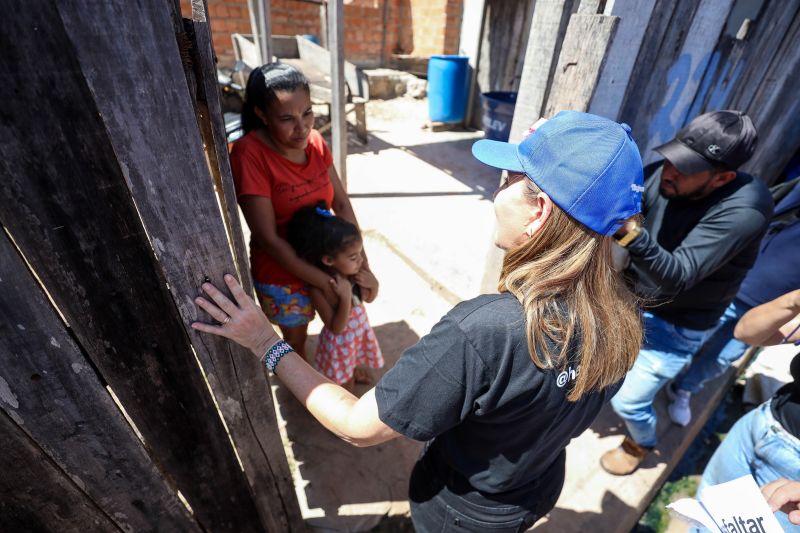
[353,269,379,303]
[310,277,352,334]
[240,196,336,302]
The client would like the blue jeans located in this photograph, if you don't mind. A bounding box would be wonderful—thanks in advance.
[691,401,800,532]
[674,298,752,393]
[611,312,710,447]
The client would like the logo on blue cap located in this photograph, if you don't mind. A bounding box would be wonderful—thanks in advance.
[472,110,644,236]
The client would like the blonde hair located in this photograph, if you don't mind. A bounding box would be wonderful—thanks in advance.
[498,181,642,401]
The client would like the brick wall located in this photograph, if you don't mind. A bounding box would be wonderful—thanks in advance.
[180,0,462,67]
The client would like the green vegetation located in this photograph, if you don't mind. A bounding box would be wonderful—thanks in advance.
[639,476,699,533]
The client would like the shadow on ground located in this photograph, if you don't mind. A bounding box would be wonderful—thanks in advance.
[273,321,423,532]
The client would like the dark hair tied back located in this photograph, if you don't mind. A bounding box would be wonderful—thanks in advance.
[241,62,310,134]
[287,202,361,271]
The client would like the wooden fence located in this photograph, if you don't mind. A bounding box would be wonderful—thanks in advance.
[479,0,800,185]
[0,1,303,531]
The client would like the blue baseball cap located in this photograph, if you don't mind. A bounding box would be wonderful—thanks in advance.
[472,110,644,236]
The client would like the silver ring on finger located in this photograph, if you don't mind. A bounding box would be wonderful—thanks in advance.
[221,316,231,325]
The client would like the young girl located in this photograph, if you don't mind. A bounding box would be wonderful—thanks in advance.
[229,62,374,361]
[287,203,383,391]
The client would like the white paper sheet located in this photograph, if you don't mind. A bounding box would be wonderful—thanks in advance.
[667,475,785,532]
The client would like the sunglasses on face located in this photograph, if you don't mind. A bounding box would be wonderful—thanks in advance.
[500,172,528,188]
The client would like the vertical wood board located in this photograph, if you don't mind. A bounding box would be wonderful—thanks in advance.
[739,5,800,184]
[617,0,701,154]
[54,1,304,530]
[329,0,348,187]
[638,0,735,161]
[0,2,264,531]
[544,14,620,117]
[186,4,253,297]
[588,0,657,120]
[0,233,200,532]
[507,0,578,142]
[0,411,121,533]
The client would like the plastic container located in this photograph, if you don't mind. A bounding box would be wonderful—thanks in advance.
[301,34,321,45]
[479,92,518,142]
[427,55,470,123]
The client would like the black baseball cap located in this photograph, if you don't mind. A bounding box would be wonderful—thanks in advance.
[654,110,757,175]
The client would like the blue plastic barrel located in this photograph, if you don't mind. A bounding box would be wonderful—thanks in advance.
[480,92,518,142]
[428,55,470,123]
[301,34,321,45]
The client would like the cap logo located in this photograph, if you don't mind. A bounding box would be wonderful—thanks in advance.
[631,183,644,193]
[707,144,721,156]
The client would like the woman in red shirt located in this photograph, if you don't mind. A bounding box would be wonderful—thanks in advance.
[230,63,373,360]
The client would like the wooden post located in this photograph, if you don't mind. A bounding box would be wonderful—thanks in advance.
[256,0,272,63]
[480,0,577,295]
[328,0,348,188]
[543,14,620,116]
[460,0,486,127]
[320,2,328,48]
[247,0,263,63]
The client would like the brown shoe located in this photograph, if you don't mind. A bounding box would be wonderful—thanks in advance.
[600,436,653,475]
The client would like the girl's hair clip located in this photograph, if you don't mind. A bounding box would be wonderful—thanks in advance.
[315,206,333,218]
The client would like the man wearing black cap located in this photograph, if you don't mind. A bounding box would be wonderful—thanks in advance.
[600,110,774,475]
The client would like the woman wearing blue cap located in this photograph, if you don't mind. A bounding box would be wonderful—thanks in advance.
[192,111,645,531]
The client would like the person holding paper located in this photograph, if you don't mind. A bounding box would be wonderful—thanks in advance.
[692,289,800,532]
[762,479,800,526]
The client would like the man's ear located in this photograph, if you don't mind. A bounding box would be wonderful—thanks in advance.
[710,170,737,189]
[525,191,553,237]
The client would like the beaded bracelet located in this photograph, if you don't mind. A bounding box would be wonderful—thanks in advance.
[263,339,293,373]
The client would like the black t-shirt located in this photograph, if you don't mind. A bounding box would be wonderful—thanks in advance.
[771,351,800,438]
[375,293,622,502]
[627,163,772,330]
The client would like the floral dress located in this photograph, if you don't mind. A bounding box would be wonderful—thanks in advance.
[315,292,383,384]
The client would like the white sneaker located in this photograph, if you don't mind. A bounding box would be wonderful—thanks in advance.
[667,384,692,427]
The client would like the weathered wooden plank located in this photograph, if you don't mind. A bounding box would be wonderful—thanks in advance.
[544,14,620,117]
[0,3,263,531]
[55,1,304,530]
[0,232,200,532]
[724,0,793,112]
[740,5,800,185]
[617,0,700,152]
[507,0,578,142]
[186,1,253,297]
[329,0,348,188]
[256,0,273,63]
[0,411,121,533]
[588,0,657,120]
[637,0,735,161]
[460,0,486,126]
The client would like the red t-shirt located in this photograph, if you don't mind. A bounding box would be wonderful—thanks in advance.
[230,129,334,286]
